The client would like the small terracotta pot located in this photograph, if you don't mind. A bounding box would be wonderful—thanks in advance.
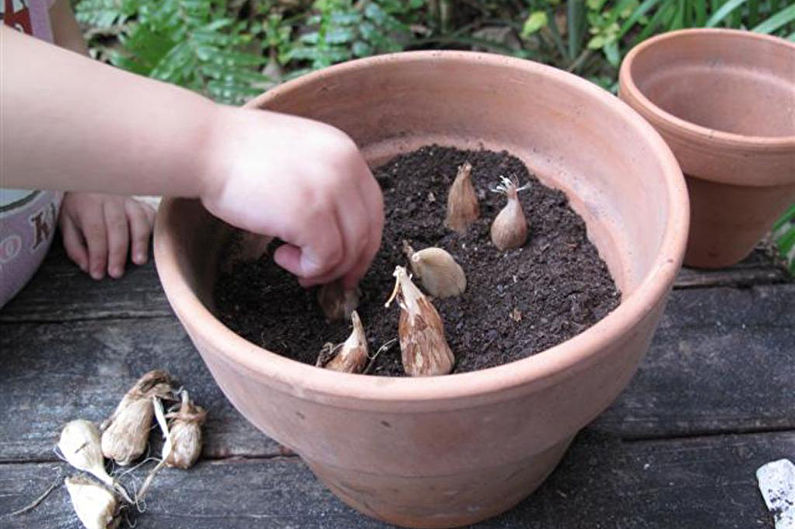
[619,28,795,268]
[155,51,688,528]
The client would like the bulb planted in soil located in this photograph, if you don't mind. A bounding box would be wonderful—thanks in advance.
[491,176,530,251]
[316,310,369,374]
[385,266,454,376]
[403,241,466,298]
[213,146,621,376]
[317,280,360,321]
[445,162,480,233]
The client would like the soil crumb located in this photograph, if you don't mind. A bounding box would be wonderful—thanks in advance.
[214,145,621,376]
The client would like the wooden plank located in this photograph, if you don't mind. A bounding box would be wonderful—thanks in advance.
[675,245,791,289]
[1,431,788,528]
[594,283,795,438]
[1,284,792,462]
[1,239,789,324]
[0,241,171,323]
[0,317,281,462]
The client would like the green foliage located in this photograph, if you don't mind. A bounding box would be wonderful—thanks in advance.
[285,0,424,72]
[74,0,133,27]
[75,0,795,104]
[512,0,794,83]
[773,205,795,275]
[76,0,268,104]
[522,11,549,36]
[76,0,426,100]
[586,0,795,67]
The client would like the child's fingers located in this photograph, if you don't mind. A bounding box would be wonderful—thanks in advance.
[126,200,154,265]
[342,180,384,289]
[144,201,156,224]
[60,214,88,273]
[275,223,342,285]
[307,192,370,287]
[272,243,303,278]
[341,223,381,289]
[342,229,381,290]
[82,210,108,280]
[357,167,385,225]
[104,199,129,279]
[297,267,345,288]
[277,211,344,281]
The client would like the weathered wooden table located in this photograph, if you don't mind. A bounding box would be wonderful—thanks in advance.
[1,240,792,529]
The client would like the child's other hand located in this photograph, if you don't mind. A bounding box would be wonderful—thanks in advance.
[59,193,156,279]
[200,108,384,289]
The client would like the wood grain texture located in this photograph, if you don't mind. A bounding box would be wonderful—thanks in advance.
[0,242,789,324]
[1,430,788,529]
[593,283,795,438]
[0,317,281,462]
[675,245,791,288]
[1,284,792,461]
[0,242,170,323]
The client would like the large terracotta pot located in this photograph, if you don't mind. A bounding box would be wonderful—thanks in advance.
[154,51,688,528]
[619,28,795,268]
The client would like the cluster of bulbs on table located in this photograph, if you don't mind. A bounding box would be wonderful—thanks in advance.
[56,371,206,529]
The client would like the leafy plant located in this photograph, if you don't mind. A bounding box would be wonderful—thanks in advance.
[773,205,795,274]
[590,0,795,62]
[518,0,795,88]
[285,0,424,73]
[76,0,269,104]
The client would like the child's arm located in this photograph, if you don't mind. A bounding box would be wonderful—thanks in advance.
[1,26,383,288]
[49,0,156,279]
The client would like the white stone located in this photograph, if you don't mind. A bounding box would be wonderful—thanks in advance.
[757,459,795,529]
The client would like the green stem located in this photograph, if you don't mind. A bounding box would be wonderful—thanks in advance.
[748,0,759,26]
[567,0,584,61]
[567,48,592,73]
[543,10,569,60]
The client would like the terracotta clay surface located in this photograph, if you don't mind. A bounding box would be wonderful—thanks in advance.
[154,51,688,528]
[619,29,795,268]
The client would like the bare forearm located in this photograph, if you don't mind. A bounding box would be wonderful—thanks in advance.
[1,26,215,197]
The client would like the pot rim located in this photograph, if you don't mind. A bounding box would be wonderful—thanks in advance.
[619,28,795,151]
[154,50,689,404]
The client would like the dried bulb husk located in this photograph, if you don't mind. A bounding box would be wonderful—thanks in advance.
[222,232,273,273]
[318,310,369,373]
[164,391,207,470]
[236,232,272,262]
[445,162,479,233]
[58,420,114,488]
[101,370,173,466]
[64,475,120,529]
[385,266,454,376]
[491,177,529,251]
[404,244,466,298]
[317,280,360,321]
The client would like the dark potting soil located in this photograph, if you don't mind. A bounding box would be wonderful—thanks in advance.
[214,146,620,376]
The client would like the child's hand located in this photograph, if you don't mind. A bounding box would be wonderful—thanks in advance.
[200,108,384,289]
[59,193,156,279]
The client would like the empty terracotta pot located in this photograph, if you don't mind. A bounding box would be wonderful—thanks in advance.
[154,51,688,528]
[619,28,795,268]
